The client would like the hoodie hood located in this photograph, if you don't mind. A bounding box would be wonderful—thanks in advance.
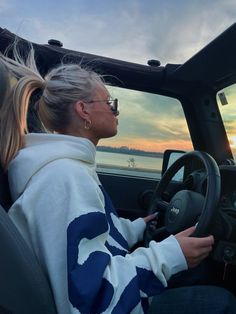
[8,133,96,200]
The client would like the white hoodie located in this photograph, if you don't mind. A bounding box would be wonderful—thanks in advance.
[8,133,187,314]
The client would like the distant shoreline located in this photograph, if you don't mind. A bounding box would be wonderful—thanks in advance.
[97,146,164,158]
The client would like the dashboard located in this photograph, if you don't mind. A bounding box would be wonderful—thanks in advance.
[219,165,236,213]
[178,163,236,284]
[213,165,236,264]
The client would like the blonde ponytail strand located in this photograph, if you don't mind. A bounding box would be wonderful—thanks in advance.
[0,48,45,170]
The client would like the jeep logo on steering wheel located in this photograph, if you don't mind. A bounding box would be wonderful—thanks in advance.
[170,206,180,215]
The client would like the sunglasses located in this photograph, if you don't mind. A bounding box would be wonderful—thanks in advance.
[87,98,119,115]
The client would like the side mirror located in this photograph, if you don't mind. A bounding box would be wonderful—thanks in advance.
[162,149,186,182]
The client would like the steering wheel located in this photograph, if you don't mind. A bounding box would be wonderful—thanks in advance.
[145,151,221,244]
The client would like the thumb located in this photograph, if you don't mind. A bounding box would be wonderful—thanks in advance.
[176,226,196,237]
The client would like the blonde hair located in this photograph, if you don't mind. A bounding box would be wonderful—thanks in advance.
[39,63,104,132]
[0,46,105,170]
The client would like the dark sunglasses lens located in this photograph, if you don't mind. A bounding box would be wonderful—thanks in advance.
[111,99,118,113]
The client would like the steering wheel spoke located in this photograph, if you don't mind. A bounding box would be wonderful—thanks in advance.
[151,226,170,242]
[149,198,169,213]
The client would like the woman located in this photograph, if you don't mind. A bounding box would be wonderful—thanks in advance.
[0,48,234,314]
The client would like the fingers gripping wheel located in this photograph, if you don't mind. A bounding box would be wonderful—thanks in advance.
[145,151,221,245]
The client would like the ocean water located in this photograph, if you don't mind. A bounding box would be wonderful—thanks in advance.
[96,151,163,178]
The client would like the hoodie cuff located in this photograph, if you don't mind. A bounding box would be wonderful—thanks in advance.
[150,235,188,280]
[132,218,146,241]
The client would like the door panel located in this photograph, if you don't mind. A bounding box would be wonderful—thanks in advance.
[99,172,157,219]
[98,172,184,221]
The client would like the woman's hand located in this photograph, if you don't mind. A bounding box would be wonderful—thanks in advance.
[175,226,214,268]
[143,213,158,224]
[143,213,158,231]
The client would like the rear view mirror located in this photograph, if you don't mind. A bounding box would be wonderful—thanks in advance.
[162,149,186,182]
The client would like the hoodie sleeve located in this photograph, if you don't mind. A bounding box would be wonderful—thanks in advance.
[98,185,147,248]
[117,217,146,247]
[13,159,187,314]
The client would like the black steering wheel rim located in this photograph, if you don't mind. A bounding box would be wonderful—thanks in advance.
[146,151,221,243]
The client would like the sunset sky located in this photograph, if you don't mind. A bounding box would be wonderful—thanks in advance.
[1,0,236,153]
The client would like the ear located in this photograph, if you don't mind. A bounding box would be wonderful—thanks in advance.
[74,101,90,120]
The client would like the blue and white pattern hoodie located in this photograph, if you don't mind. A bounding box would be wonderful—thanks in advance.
[8,133,187,314]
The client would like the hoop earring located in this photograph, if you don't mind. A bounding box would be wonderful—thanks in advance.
[84,119,92,130]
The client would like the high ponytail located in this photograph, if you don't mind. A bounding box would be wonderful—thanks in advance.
[0,43,106,169]
[0,47,45,169]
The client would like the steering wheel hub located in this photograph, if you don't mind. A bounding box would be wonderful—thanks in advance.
[167,199,182,223]
[166,190,205,234]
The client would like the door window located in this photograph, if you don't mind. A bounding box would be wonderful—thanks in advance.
[97,86,193,178]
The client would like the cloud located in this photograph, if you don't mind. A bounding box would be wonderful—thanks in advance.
[2,0,236,66]
[144,1,236,65]
[104,85,191,151]
[0,0,11,11]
